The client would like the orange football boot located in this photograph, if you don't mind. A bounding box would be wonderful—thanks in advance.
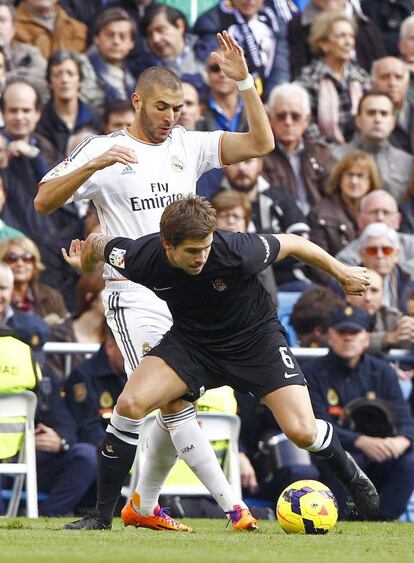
[227,505,258,531]
[121,493,192,532]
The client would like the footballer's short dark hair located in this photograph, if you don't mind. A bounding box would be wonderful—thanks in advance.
[135,66,182,96]
[160,196,216,246]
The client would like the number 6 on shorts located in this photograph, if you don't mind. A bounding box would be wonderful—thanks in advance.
[279,346,295,369]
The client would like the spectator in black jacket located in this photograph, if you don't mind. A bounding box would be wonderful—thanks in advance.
[303,304,414,520]
[34,365,98,516]
[36,50,97,167]
[362,0,414,56]
[220,155,312,290]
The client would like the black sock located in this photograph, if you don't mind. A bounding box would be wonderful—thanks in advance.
[95,433,137,523]
[312,429,356,484]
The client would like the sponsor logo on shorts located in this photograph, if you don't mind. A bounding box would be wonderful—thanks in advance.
[284,372,299,379]
[153,286,172,291]
[109,247,126,268]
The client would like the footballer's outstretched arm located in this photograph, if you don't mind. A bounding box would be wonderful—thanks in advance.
[81,233,116,272]
[273,233,370,295]
[35,145,138,214]
[213,31,274,164]
[63,233,116,273]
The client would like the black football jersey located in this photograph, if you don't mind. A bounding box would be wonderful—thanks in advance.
[104,229,282,347]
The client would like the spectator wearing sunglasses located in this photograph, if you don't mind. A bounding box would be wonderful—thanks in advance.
[358,223,414,311]
[263,81,335,216]
[336,190,414,279]
[309,150,381,262]
[198,49,247,134]
[0,235,69,327]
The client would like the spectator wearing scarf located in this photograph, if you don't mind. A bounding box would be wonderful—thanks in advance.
[194,0,291,99]
[80,7,136,117]
[297,9,369,145]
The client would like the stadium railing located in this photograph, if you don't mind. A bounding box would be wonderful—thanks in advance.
[42,342,414,378]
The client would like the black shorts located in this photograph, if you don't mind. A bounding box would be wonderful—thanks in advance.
[146,325,306,401]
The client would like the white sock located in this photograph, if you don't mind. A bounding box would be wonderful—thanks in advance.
[163,406,245,514]
[134,411,178,515]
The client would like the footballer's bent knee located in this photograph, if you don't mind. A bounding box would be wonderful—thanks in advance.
[116,393,151,420]
[285,422,318,449]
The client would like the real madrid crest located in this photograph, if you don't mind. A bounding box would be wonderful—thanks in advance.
[142,342,152,356]
[327,388,339,406]
[171,155,184,173]
[344,305,353,316]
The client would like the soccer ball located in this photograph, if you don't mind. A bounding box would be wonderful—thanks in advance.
[276,479,338,534]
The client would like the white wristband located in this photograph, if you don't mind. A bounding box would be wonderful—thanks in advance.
[236,74,254,91]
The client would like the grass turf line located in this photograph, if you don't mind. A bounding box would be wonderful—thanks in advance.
[0,518,413,563]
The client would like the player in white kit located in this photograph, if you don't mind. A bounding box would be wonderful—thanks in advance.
[35,32,275,531]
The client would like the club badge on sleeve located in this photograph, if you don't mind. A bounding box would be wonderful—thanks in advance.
[109,247,126,269]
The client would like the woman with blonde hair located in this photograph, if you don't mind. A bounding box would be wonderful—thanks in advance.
[0,235,68,325]
[298,9,370,144]
[309,150,381,257]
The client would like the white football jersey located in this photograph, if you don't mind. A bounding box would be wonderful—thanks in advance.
[41,126,224,281]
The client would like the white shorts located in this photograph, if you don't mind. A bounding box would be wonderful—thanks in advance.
[103,281,172,376]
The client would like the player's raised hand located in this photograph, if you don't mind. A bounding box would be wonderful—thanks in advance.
[340,266,371,295]
[62,238,85,272]
[210,30,249,82]
[90,145,138,171]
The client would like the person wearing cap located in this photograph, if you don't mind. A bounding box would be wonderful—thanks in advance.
[302,304,414,520]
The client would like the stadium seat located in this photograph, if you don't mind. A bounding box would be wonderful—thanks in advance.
[0,391,38,518]
[277,291,302,347]
[123,412,242,500]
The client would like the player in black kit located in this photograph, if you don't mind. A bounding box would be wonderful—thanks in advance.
[68,196,380,529]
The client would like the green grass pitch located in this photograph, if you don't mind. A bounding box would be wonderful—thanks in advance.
[1,518,413,563]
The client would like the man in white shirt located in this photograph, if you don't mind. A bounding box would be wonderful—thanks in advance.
[35,31,274,531]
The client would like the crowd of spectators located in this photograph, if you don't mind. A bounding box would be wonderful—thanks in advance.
[1,0,414,521]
